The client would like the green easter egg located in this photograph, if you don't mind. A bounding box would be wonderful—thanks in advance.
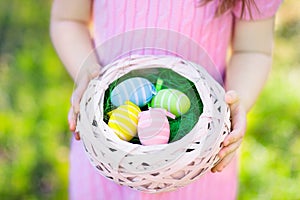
[151,89,191,117]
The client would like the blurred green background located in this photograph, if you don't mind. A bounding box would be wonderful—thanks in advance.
[0,1,299,199]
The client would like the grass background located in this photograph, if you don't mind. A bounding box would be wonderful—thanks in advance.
[0,1,299,199]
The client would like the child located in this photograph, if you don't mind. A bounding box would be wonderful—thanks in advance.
[50,0,282,199]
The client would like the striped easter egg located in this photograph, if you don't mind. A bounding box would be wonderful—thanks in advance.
[138,108,175,145]
[151,89,191,117]
[110,77,156,107]
[108,101,141,141]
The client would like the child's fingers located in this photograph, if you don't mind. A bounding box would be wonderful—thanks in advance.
[224,117,246,146]
[69,82,86,139]
[74,132,81,140]
[70,71,99,141]
[68,106,77,132]
[224,91,247,146]
[211,90,246,173]
[218,139,242,159]
[67,107,81,140]
[211,151,236,173]
[69,77,89,129]
[225,91,243,121]
[70,88,84,140]
[71,77,89,114]
[223,124,245,146]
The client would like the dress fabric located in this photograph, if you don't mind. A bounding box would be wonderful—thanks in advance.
[70,0,281,199]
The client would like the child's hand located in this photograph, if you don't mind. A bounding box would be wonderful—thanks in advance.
[68,69,100,140]
[211,90,247,173]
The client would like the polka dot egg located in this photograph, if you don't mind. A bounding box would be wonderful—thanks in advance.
[110,77,157,107]
[108,101,141,141]
[138,108,175,145]
[151,89,191,117]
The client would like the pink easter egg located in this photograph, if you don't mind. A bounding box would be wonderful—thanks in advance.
[138,108,175,146]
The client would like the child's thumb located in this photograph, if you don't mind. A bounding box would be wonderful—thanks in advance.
[225,90,239,105]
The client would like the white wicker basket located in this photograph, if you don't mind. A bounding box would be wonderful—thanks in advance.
[77,55,231,193]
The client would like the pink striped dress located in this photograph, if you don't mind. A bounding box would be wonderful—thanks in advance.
[70,1,281,199]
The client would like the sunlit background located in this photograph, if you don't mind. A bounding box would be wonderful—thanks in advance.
[0,1,299,199]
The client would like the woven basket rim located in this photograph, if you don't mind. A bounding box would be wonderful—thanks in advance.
[91,55,223,145]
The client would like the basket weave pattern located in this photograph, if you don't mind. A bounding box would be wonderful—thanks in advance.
[77,55,231,193]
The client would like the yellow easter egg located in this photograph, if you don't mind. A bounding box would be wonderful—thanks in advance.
[108,101,141,141]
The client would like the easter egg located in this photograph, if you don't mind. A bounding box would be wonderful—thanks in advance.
[108,101,141,141]
[151,89,191,117]
[110,77,156,107]
[138,108,175,145]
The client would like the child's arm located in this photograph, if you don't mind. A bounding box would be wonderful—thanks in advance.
[50,0,100,139]
[212,16,275,172]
